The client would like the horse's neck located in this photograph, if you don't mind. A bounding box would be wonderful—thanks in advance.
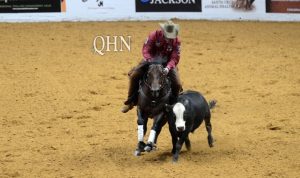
[140,80,151,96]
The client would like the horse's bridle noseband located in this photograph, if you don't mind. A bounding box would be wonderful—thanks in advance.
[144,65,168,92]
[139,65,171,106]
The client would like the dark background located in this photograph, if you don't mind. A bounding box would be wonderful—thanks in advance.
[136,0,202,12]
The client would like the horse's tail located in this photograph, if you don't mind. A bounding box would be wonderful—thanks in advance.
[209,100,217,110]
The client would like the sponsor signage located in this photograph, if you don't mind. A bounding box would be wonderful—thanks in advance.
[81,0,106,9]
[76,0,115,14]
[202,0,262,14]
[136,0,202,12]
[266,0,300,13]
[0,0,64,13]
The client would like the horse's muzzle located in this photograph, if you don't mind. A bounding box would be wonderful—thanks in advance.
[151,89,160,98]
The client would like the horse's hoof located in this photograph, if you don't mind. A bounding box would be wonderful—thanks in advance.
[144,143,157,152]
[172,158,178,163]
[134,150,142,156]
[152,145,157,151]
[144,145,152,152]
[138,141,146,151]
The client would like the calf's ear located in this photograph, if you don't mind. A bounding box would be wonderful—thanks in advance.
[165,104,173,112]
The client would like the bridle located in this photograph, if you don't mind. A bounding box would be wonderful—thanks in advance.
[143,65,168,92]
[140,64,171,106]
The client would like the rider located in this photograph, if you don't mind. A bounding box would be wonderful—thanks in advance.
[121,20,182,113]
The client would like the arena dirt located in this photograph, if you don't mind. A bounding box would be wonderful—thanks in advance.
[0,21,299,177]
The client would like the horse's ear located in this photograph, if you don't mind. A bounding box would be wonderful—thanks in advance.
[165,104,173,113]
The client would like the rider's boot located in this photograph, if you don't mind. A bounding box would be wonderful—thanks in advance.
[121,76,138,113]
[121,102,134,113]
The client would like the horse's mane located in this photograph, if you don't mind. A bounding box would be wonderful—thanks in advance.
[148,63,163,73]
[145,56,165,72]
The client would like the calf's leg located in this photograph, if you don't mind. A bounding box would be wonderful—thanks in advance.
[204,114,214,147]
[168,118,177,154]
[185,135,191,151]
[173,132,189,162]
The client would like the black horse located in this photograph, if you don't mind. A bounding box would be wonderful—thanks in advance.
[134,62,172,156]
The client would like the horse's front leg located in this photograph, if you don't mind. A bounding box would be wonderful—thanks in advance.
[134,108,148,156]
[154,115,168,144]
[144,113,165,152]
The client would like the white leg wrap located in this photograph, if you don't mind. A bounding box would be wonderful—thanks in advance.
[147,130,156,143]
[138,125,144,142]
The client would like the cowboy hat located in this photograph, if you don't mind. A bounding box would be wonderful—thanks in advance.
[159,20,179,39]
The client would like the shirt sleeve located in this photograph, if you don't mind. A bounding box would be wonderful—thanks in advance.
[166,40,181,70]
[142,31,156,61]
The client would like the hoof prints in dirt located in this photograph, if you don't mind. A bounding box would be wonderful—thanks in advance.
[76,115,91,120]
[89,106,102,111]
[89,90,98,95]
[267,123,282,131]
[59,115,73,120]
[110,76,121,80]
[2,171,21,178]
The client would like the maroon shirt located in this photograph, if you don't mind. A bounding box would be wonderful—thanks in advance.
[142,30,181,70]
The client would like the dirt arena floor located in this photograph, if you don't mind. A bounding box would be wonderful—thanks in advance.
[0,20,299,178]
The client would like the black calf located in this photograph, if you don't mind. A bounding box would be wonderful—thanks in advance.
[165,90,216,162]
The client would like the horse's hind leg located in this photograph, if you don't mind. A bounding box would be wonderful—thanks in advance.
[204,113,214,147]
[135,109,148,156]
[185,135,191,151]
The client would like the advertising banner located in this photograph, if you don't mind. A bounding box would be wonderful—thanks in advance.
[67,0,122,18]
[266,0,300,13]
[202,0,264,14]
[0,0,300,22]
[0,0,65,13]
[136,0,202,12]
[78,0,112,11]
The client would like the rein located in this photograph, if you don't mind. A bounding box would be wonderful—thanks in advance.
[143,73,168,91]
[139,84,171,106]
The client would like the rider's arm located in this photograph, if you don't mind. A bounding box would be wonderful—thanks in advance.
[166,40,181,70]
[142,31,157,61]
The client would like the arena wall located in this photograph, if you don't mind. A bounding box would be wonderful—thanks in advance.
[0,0,299,22]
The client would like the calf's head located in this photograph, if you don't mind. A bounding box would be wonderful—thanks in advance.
[166,100,189,132]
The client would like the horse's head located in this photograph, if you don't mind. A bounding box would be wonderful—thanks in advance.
[145,64,167,98]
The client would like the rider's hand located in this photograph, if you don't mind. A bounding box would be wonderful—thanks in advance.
[163,67,169,75]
